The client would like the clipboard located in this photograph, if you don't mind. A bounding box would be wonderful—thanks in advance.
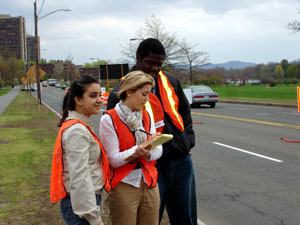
[143,134,173,150]
[124,134,173,161]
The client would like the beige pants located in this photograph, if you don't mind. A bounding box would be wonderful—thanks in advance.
[108,180,160,225]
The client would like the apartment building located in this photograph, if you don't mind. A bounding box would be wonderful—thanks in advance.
[0,14,27,61]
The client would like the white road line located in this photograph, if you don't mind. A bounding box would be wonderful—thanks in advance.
[276,111,300,116]
[42,101,61,118]
[198,218,206,225]
[256,113,271,116]
[213,142,283,163]
[226,107,249,111]
[31,93,61,118]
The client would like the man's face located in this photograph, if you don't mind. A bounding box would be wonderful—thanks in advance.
[136,52,165,78]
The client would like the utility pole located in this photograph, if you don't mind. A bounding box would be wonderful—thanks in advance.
[34,1,41,104]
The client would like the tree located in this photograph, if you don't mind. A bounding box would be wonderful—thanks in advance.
[121,15,186,66]
[178,39,210,85]
[6,57,24,85]
[65,54,74,82]
[260,65,271,81]
[281,59,289,76]
[286,64,298,78]
[40,58,47,64]
[274,64,284,79]
[287,6,300,32]
[83,60,107,68]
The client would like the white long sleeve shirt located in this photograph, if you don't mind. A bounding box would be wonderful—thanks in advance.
[99,104,162,188]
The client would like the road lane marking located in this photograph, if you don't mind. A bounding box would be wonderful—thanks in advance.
[226,107,249,111]
[192,112,300,130]
[32,93,61,118]
[197,218,206,225]
[213,142,283,163]
[276,111,300,116]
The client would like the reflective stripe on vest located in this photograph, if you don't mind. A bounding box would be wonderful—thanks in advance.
[145,94,165,133]
[105,109,158,189]
[158,71,184,132]
[50,119,111,205]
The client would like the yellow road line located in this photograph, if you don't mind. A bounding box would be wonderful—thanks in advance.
[192,112,300,130]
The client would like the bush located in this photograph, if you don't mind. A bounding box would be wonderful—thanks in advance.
[269,79,278,87]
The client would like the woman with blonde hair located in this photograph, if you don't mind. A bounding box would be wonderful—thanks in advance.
[100,70,162,225]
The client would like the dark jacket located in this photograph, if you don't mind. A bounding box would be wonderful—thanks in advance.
[106,70,195,160]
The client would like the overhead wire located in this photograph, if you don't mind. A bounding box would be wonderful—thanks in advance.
[37,0,46,17]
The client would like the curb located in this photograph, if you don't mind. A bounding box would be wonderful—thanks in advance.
[219,99,297,109]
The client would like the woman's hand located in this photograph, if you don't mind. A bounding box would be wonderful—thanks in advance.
[135,145,151,160]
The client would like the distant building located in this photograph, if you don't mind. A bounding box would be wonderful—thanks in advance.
[63,60,76,81]
[39,63,55,75]
[0,14,28,61]
[26,35,40,62]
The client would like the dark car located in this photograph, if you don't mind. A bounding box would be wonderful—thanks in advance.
[185,85,219,108]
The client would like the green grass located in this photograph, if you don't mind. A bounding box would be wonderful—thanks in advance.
[0,88,10,96]
[212,84,298,104]
[0,92,64,224]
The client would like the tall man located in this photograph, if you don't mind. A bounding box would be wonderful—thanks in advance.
[106,38,197,225]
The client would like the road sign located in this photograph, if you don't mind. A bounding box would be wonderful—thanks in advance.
[100,64,129,80]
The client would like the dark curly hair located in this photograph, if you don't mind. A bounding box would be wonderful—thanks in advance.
[136,38,165,61]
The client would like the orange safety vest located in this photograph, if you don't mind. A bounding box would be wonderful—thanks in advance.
[146,71,184,132]
[50,119,111,205]
[105,108,158,189]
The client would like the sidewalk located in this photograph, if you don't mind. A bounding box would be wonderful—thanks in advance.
[0,86,21,115]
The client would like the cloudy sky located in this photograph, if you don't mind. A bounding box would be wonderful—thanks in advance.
[2,0,300,65]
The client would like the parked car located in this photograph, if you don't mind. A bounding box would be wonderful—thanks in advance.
[42,82,47,87]
[185,85,219,108]
[55,83,61,88]
[47,79,58,86]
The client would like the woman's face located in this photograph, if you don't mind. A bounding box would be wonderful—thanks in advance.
[76,83,102,117]
[126,84,152,111]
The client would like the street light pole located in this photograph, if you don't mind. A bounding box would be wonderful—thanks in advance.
[34,1,71,104]
[34,1,41,104]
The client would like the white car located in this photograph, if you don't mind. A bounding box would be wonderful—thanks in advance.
[55,83,61,88]
[184,85,219,108]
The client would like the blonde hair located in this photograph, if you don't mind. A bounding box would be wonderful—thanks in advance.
[118,70,155,100]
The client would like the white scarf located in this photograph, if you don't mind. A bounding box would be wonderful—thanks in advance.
[119,100,147,145]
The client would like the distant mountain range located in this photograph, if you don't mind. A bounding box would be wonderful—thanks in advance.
[201,61,256,70]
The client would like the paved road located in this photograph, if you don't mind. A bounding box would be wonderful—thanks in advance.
[37,87,300,225]
[191,104,300,225]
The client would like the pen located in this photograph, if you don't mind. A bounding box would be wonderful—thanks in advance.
[139,129,152,136]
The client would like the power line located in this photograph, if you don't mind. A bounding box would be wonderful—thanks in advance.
[37,0,46,17]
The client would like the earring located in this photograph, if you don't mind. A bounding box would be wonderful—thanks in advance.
[79,103,82,106]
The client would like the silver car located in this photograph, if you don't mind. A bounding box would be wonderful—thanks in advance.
[185,85,219,108]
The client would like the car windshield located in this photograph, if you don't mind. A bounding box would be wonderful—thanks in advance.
[192,86,213,93]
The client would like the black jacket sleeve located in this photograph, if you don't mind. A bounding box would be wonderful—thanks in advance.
[162,72,195,156]
[106,83,120,110]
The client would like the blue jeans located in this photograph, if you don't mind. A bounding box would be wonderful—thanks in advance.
[157,154,197,225]
[60,195,101,225]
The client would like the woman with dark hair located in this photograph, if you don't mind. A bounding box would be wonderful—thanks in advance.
[100,71,162,225]
[50,76,111,225]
